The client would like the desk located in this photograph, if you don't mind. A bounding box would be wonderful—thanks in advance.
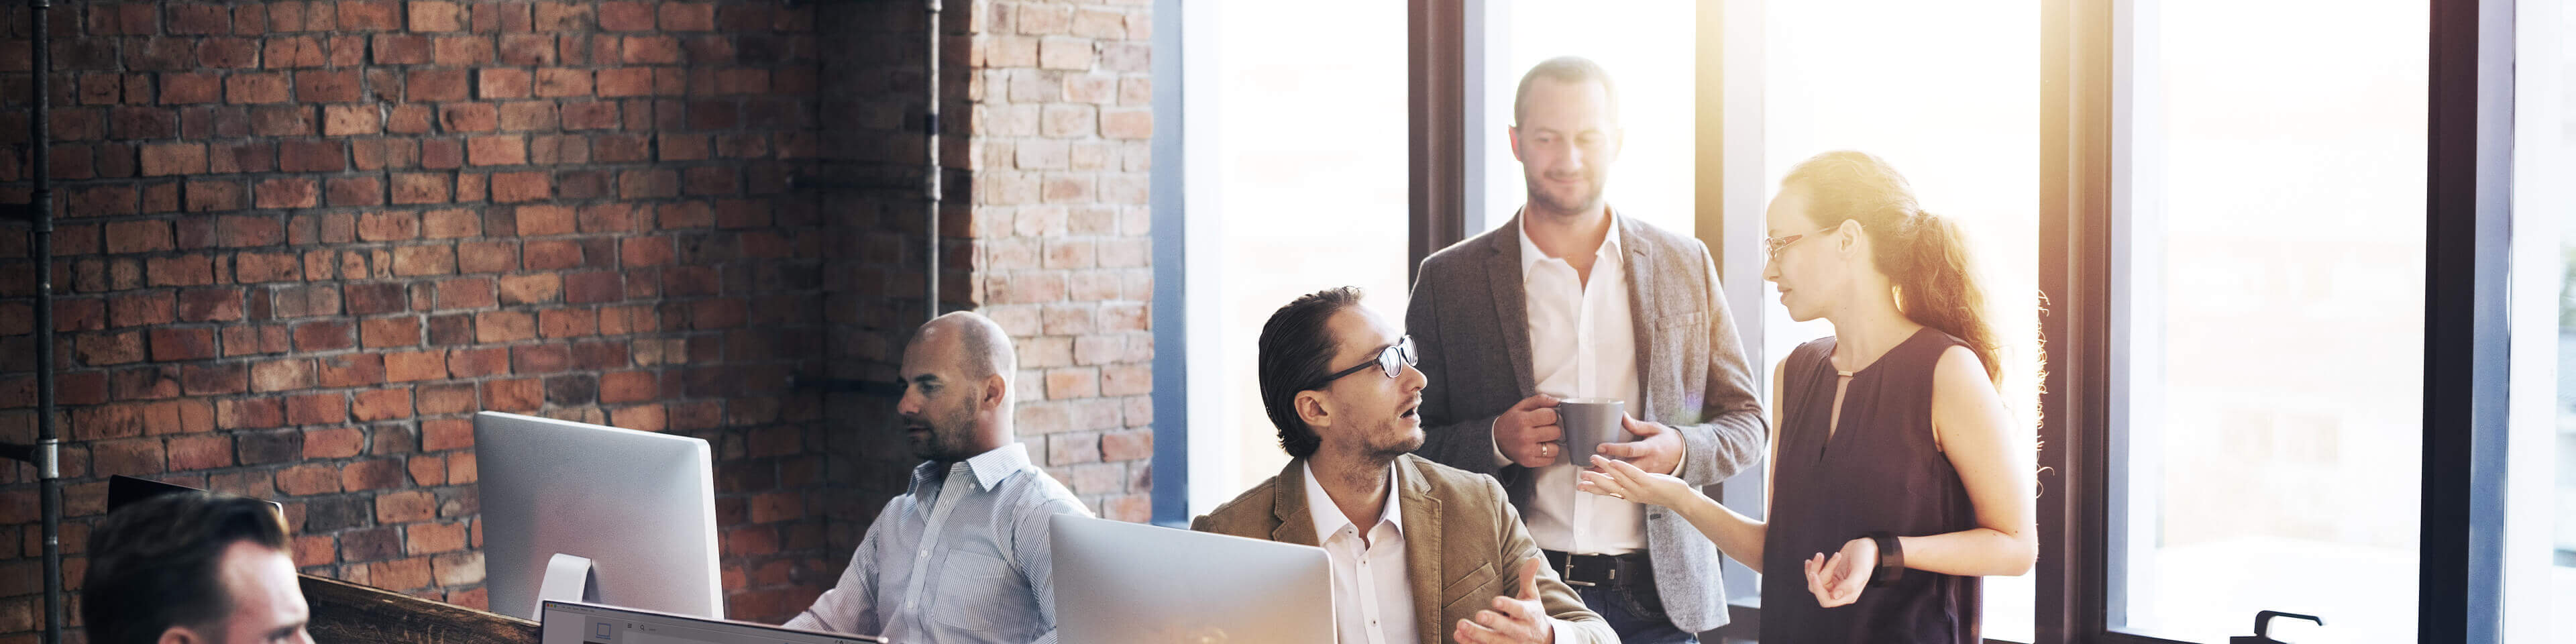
[300,574,537,644]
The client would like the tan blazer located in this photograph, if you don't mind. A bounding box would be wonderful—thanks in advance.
[1191,454,1618,644]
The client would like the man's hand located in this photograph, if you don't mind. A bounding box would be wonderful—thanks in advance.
[1593,415,1684,475]
[1493,394,1563,468]
[1805,537,1878,608]
[1453,557,1556,644]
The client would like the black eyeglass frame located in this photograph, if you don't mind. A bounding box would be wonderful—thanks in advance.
[1305,335,1418,390]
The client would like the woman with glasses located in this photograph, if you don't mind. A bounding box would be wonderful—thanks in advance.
[1576,150,2036,643]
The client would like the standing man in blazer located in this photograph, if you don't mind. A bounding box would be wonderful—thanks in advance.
[1406,56,1768,643]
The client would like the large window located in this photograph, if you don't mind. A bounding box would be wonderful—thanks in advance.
[1178,0,1409,513]
[1760,1,2042,641]
[2108,1,2426,641]
[1466,1,1697,239]
[2510,0,2576,639]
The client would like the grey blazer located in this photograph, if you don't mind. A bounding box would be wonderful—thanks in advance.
[1405,213,1768,633]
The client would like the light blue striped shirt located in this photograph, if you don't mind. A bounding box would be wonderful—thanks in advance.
[785,443,1089,644]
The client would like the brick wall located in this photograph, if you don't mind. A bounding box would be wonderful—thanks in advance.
[0,0,843,631]
[0,0,1150,635]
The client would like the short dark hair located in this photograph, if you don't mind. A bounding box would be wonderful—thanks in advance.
[1512,56,1619,126]
[1257,286,1365,460]
[83,490,292,644]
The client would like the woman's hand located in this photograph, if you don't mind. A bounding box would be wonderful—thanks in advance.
[1576,454,1701,508]
[1804,537,1878,607]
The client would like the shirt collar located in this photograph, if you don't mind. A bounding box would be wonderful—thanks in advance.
[911,443,1033,495]
[1516,208,1625,274]
[1301,460,1404,540]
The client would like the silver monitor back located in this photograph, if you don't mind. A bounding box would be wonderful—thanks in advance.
[540,601,885,644]
[477,411,723,620]
[1050,514,1334,644]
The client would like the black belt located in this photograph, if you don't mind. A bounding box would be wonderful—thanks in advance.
[1542,549,1652,588]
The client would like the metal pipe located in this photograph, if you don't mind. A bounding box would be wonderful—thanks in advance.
[31,0,64,638]
[924,0,943,321]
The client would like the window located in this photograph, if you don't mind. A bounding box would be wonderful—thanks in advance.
[2509,0,2576,639]
[1760,1,2043,640]
[2108,0,2426,641]
[1467,1,1697,238]
[1177,0,1410,513]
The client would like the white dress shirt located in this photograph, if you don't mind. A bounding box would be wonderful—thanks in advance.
[1303,462,1418,644]
[1499,214,1649,555]
[786,443,1089,643]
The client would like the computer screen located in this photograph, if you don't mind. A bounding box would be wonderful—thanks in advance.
[477,411,724,620]
[540,602,884,644]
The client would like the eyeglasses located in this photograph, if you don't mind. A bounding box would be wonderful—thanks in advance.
[1762,225,1845,260]
[1307,335,1418,390]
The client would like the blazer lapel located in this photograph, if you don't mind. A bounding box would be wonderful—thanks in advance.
[1395,456,1446,644]
[1269,459,1320,547]
[1485,215,1539,398]
[1618,213,1658,418]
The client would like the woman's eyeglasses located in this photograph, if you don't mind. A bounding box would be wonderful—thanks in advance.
[1762,225,1845,260]
[1307,335,1418,390]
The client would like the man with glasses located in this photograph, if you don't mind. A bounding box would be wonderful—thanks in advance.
[1194,287,1616,644]
[1405,56,1768,643]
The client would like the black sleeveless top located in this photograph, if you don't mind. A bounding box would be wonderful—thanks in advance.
[1760,327,1980,644]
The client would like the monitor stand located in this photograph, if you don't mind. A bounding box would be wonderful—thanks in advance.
[534,553,601,616]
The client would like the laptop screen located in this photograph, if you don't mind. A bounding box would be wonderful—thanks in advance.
[540,602,885,644]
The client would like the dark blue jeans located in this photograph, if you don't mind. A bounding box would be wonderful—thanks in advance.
[1574,582,1697,644]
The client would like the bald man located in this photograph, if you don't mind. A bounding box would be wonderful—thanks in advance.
[786,312,1091,643]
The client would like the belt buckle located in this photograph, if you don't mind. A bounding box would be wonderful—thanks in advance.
[1560,558,1596,588]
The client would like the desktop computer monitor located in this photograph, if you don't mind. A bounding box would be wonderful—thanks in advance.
[540,601,885,644]
[477,411,724,620]
[1049,515,1334,644]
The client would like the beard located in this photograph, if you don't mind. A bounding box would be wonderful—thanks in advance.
[1523,171,1607,219]
[904,405,979,462]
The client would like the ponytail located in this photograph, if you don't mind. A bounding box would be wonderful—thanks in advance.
[1780,150,2004,391]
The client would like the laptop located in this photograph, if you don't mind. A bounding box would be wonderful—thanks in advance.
[1049,515,1335,644]
[539,601,886,644]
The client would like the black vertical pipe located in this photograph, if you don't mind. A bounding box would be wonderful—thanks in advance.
[924,0,941,322]
[30,0,64,639]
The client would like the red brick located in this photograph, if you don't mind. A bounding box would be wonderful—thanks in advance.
[234,251,303,283]
[457,240,520,273]
[481,378,541,411]
[620,36,680,64]
[610,403,664,433]
[104,220,174,254]
[278,139,346,172]
[419,386,477,417]
[344,283,409,315]
[141,143,209,176]
[496,274,561,305]
[227,72,292,104]
[434,35,494,65]
[468,136,527,166]
[596,370,653,404]
[474,311,535,342]
[498,101,557,130]
[408,521,467,555]
[354,388,413,421]
[392,173,451,204]
[199,38,261,68]
[169,3,233,34]
[340,1,404,30]
[408,1,462,31]
[561,270,622,303]
[386,350,447,382]
[360,317,420,348]
[219,215,286,247]
[390,245,457,276]
[368,557,435,591]
[421,138,465,168]
[147,254,218,286]
[358,211,420,241]
[598,1,652,30]
[535,309,592,338]
[441,103,498,133]
[372,33,433,64]
[533,68,592,97]
[489,171,551,203]
[294,70,362,103]
[405,69,469,103]
[168,434,235,471]
[474,2,533,32]
[184,180,246,212]
[389,104,435,133]
[304,426,366,459]
[291,319,354,352]
[327,176,384,206]
[476,68,531,99]
[286,392,347,425]
[253,178,319,209]
[148,327,217,362]
[277,464,341,496]
[343,457,409,492]
[108,292,174,328]
[595,68,653,98]
[534,2,590,30]
[264,37,330,68]
[177,288,245,322]
[435,277,496,309]
[316,353,387,387]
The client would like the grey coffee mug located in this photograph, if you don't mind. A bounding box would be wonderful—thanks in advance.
[1556,398,1629,464]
